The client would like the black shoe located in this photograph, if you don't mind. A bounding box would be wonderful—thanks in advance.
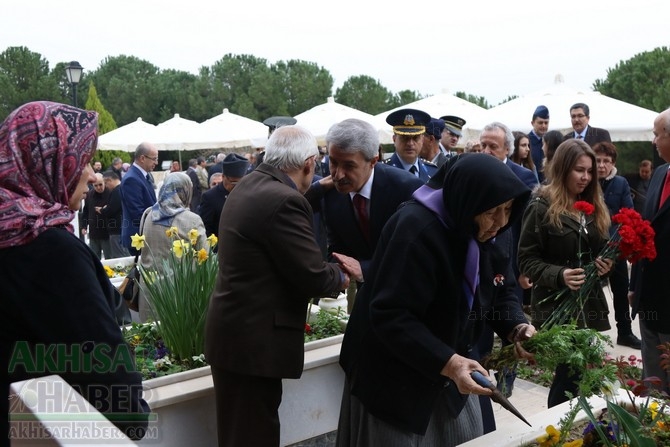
[617,334,642,349]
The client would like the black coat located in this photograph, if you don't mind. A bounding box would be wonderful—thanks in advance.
[631,164,670,332]
[339,154,531,435]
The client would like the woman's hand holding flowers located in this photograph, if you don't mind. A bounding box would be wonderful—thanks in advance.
[594,256,612,277]
[562,267,586,290]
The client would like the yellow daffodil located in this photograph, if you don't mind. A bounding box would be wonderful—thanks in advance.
[564,440,583,447]
[130,233,145,250]
[536,425,560,447]
[197,248,208,264]
[103,265,115,278]
[165,226,178,238]
[172,240,190,258]
[207,233,218,248]
[189,228,199,246]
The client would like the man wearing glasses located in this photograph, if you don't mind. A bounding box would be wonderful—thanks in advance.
[120,142,159,255]
[563,102,611,146]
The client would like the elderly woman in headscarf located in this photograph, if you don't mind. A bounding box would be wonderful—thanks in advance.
[138,171,207,322]
[336,153,535,447]
[0,101,149,443]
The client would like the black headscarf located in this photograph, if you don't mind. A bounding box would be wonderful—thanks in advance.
[419,153,530,240]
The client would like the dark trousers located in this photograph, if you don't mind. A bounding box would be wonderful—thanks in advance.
[610,259,632,335]
[211,365,283,447]
[547,363,580,408]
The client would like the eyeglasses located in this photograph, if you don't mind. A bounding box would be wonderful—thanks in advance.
[144,155,158,162]
[570,114,587,119]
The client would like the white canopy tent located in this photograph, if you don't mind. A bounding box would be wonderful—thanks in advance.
[376,90,490,143]
[465,77,659,142]
[97,118,160,152]
[198,109,268,149]
[295,97,393,145]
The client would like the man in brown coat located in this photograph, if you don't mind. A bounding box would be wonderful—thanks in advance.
[204,125,350,447]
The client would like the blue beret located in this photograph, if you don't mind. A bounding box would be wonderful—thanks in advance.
[425,118,445,139]
[533,105,549,120]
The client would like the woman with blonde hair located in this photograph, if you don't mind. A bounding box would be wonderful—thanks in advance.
[518,139,613,407]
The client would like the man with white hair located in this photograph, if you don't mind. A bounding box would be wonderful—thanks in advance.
[205,125,352,447]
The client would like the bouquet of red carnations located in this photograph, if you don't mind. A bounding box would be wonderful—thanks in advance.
[540,202,656,330]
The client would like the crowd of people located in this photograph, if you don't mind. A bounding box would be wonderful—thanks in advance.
[2,97,668,447]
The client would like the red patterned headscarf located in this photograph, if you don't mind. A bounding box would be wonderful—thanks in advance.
[0,101,98,248]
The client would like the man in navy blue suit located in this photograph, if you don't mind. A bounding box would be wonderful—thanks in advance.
[120,142,158,254]
[305,119,424,311]
[384,108,435,182]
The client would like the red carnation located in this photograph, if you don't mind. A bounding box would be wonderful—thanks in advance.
[574,201,595,215]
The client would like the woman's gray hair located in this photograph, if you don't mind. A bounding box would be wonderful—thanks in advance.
[263,125,318,171]
[326,119,379,161]
[483,122,516,156]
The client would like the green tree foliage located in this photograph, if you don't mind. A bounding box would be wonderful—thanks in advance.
[0,46,63,119]
[390,89,423,109]
[455,91,491,109]
[335,75,394,115]
[593,47,670,113]
[272,59,333,116]
[85,82,117,135]
[93,150,132,169]
[86,55,161,125]
[153,69,204,123]
[207,54,270,119]
[498,94,519,105]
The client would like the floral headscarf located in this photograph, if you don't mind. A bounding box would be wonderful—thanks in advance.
[0,101,98,248]
[150,172,193,227]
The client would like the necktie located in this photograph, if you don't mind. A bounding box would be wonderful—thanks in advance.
[576,134,583,140]
[352,194,369,240]
[146,173,154,185]
[409,165,418,177]
[660,169,670,208]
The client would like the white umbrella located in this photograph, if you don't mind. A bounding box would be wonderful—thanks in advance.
[97,118,159,152]
[296,97,393,145]
[198,109,268,149]
[154,113,202,151]
[469,76,659,142]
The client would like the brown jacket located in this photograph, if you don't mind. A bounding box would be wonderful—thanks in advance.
[204,163,343,378]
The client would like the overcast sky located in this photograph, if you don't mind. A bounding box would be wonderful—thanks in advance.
[2,0,666,106]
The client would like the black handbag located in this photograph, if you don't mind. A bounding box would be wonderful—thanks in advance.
[119,260,140,312]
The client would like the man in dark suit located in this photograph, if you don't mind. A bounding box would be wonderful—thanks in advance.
[100,170,129,258]
[197,153,249,237]
[479,121,538,396]
[630,107,670,393]
[384,108,434,182]
[421,118,449,168]
[480,122,539,190]
[204,125,351,447]
[305,119,424,309]
[563,102,612,145]
[185,158,203,212]
[528,105,550,182]
[120,142,158,254]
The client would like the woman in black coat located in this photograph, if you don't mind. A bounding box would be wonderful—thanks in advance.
[337,154,534,447]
